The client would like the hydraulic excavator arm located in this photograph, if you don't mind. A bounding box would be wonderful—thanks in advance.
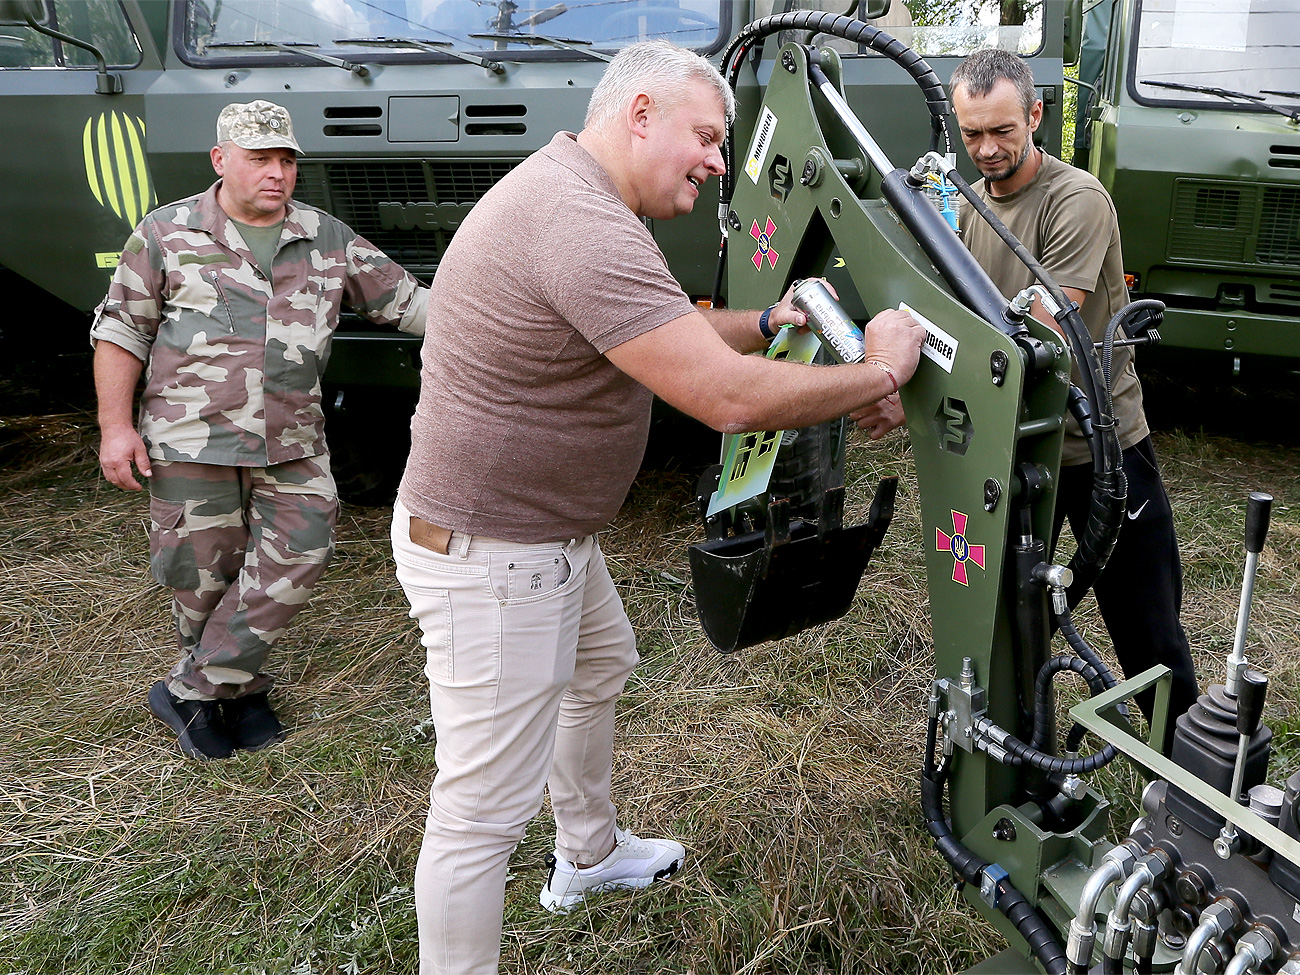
[690,13,1300,974]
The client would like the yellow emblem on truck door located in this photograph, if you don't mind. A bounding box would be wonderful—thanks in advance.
[83,111,155,228]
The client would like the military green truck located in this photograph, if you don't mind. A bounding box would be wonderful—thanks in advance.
[0,0,1074,497]
[1074,0,1300,372]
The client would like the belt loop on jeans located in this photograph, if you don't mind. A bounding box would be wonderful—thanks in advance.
[455,530,472,559]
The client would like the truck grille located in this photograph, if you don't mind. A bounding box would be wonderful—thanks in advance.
[1258,187,1300,266]
[1169,180,1300,270]
[294,159,521,277]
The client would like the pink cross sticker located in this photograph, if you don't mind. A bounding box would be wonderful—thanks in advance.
[750,217,779,270]
[936,509,986,587]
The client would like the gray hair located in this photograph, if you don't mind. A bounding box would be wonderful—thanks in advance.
[584,40,734,131]
[949,48,1038,121]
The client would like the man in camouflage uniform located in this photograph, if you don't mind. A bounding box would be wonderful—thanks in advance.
[92,100,428,760]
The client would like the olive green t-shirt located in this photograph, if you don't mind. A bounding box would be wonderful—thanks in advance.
[959,151,1149,466]
[230,217,284,284]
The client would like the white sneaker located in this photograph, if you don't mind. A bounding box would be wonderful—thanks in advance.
[539,827,685,912]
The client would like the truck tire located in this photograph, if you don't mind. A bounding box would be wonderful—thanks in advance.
[766,418,847,524]
[322,387,414,507]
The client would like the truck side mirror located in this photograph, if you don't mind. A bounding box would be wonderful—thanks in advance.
[860,0,891,18]
[0,0,48,26]
[1063,0,1083,66]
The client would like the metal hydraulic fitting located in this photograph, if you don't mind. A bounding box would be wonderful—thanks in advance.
[1104,848,1173,962]
[907,149,956,183]
[1277,952,1300,975]
[1223,925,1282,975]
[1067,841,1141,970]
[1215,825,1243,860]
[986,742,1011,765]
[1060,774,1086,800]
[936,657,986,754]
[1130,886,1168,963]
[1178,897,1244,975]
[1008,285,1060,324]
[1031,562,1074,615]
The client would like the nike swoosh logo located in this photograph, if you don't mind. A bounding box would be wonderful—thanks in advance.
[1127,500,1150,521]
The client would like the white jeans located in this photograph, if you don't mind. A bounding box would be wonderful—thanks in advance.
[391,500,639,975]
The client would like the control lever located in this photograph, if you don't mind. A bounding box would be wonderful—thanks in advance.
[1226,493,1273,695]
[1215,668,1269,858]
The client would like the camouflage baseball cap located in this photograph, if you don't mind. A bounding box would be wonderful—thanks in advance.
[216,100,303,154]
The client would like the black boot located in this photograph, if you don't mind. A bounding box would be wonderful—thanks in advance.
[223,691,286,751]
[146,681,235,760]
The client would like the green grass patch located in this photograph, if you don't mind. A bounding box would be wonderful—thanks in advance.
[3,380,1300,973]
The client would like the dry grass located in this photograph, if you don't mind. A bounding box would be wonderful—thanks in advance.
[2,371,1299,974]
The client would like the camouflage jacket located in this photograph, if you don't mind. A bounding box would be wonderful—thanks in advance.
[90,180,428,467]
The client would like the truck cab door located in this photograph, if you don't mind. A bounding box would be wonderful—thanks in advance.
[0,0,163,313]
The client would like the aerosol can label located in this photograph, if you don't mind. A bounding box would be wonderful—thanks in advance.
[745,106,778,184]
[903,302,958,374]
[792,278,864,364]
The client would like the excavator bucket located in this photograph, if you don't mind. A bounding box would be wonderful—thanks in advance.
[688,476,897,653]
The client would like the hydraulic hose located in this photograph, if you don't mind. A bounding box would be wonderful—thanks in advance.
[1055,604,1131,738]
[718,10,952,214]
[943,165,1127,601]
[1031,653,1109,752]
[1101,298,1164,391]
[1066,843,1139,975]
[922,712,1069,975]
[978,715,1119,775]
[978,605,1132,776]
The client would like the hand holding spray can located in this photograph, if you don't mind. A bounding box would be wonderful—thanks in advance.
[791,278,865,364]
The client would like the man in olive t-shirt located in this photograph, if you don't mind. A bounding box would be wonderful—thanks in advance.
[951,48,1197,735]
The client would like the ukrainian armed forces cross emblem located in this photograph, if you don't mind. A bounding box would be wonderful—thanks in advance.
[750,217,779,270]
[936,509,986,587]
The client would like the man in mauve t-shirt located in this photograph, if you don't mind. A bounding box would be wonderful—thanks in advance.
[391,40,927,975]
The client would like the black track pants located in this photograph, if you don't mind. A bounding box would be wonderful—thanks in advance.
[1054,435,1200,736]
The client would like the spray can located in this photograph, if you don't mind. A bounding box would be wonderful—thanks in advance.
[791,278,865,364]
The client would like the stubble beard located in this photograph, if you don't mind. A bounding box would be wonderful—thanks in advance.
[985,137,1034,185]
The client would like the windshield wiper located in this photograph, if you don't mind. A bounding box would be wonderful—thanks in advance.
[469,31,611,61]
[335,36,504,75]
[1140,79,1300,123]
[209,40,370,77]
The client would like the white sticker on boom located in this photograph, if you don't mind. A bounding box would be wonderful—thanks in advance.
[901,303,958,374]
[744,107,778,185]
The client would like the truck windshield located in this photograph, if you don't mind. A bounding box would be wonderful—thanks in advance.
[1132,0,1300,112]
[767,0,1045,58]
[183,0,725,61]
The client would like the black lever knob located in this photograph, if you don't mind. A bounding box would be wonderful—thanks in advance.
[1245,492,1273,554]
[1237,668,1268,737]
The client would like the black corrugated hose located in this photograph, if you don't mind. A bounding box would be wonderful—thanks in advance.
[922,713,1069,975]
[1031,653,1109,752]
[710,10,952,306]
[941,164,1127,604]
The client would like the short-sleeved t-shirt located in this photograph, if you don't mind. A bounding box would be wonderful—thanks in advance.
[398,132,696,542]
[960,152,1149,466]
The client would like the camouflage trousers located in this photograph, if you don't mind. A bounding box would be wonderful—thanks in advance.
[147,456,338,701]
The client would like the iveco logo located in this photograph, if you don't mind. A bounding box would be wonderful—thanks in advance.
[378,202,475,231]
